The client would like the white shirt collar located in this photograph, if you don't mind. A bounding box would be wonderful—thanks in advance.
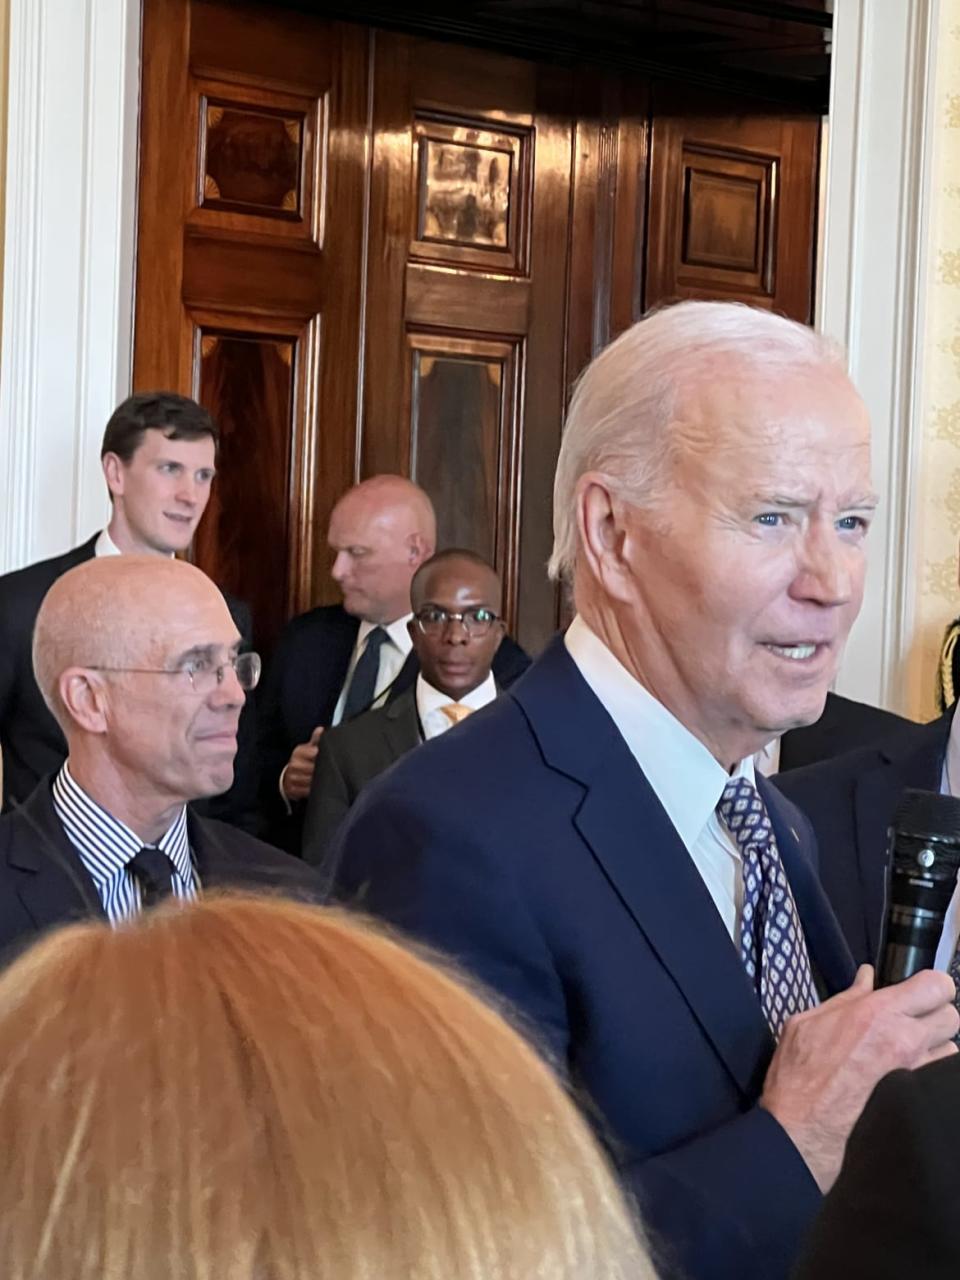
[564,614,756,851]
[94,528,124,557]
[95,527,176,560]
[416,671,498,740]
[754,736,781,777]
[357,614,413,657]
[416,670,497,717]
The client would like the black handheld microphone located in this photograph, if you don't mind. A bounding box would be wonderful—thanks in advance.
[878,788,960,986]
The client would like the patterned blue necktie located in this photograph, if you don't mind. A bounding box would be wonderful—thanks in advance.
[718,776,819,1039]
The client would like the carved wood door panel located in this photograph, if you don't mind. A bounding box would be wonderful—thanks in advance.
[645,88,821,320]
[135,0,367,651]
[134,2,821,655]
[359,33,574,653]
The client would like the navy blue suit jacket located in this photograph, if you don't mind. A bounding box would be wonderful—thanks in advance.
[774,712,948,967]
[332,638,855,1280]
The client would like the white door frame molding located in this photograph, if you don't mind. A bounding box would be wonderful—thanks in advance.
[0,0,141,574]
[818,0,940,712]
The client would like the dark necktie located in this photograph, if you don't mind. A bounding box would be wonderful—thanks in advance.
[342,626,389,720]
[128,845,175,908]
[717,776,819,1038]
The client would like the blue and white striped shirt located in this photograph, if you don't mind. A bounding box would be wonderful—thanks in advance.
[52,763,198,924]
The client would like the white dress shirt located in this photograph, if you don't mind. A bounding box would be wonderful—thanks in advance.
[52,761,197,922]
[332,615,413,726]
[94,528,124,557]
[565,614,757,943]
[933,715,960,971]
[754,737,781,778]
[416,671,497,741]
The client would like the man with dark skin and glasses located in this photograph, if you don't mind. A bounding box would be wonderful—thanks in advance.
[302,549,506,876]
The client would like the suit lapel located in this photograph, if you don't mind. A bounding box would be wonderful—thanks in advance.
[307,611,359,731]
[381,689,423,754]
[6,781,105,930]
[573,760,774,1095]
[853,714,950,963]
[389,649,419,701]
[514,640,776,1096]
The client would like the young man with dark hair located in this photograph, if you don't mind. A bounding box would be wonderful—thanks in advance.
[0,391,257,831]
[99,391,219,464]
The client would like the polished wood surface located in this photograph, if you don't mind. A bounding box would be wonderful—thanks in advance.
[136,0,822,654]
[136,0,367,650]
[646,87,820,321]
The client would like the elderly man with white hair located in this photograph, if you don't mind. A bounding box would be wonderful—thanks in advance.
[330,302,957,1280]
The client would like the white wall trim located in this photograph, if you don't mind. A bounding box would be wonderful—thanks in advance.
[818,0,940,713]
[0,0,141,575]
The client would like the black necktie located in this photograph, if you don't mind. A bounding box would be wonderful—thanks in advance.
[129,845,175,908]
[342,627,389,720]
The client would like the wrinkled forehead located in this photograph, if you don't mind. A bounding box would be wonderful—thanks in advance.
[119,578,240,664]
[670,363,871,482]
[416,564,501,610]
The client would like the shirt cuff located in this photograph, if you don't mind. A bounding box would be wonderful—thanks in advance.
[278,764,294,815]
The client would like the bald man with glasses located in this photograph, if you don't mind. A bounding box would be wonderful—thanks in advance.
[0,556,319,961]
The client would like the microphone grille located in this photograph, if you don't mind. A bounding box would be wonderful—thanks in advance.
[892,788,960,839]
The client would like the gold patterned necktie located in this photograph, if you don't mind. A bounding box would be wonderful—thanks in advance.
[439,703,473,726]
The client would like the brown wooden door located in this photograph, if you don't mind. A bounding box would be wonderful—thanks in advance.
[135,0,368,651]
[645,87,821,320]
[134,1,822,655]
[359,33,575,653]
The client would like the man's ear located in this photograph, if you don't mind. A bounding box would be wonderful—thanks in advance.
[575,474,637,605]
[58,668,111,735]
[102,452,125,500]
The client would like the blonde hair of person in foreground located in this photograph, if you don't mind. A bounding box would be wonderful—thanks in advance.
[0,894,656,1280]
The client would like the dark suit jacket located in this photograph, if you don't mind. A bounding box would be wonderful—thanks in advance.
[332,638,855,1280]
[0,777,321,964]
[778,692,912,772]
[257,602,530,847]
[794,1054,960,1280]
[302,685,422,876]
[773,713,946,966]
[0,534,260,832]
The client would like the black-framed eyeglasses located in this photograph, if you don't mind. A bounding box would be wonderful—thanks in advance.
[413,606,501,638]
[86,651,262,694]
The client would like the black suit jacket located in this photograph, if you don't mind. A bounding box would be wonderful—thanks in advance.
[0,535,260,832]
[302,685,422,876]
[257,602,530,847]
[774,712,946,965]
[794,1054,960,1280]
[0,777,321,963]
[778,692,912,772]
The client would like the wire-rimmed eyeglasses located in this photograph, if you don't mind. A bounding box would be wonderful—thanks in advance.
[85,651,262,694]
[413,607,501,638]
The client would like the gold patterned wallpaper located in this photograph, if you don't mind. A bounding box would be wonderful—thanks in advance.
[0,0,7,358]
[903,1,960,720]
